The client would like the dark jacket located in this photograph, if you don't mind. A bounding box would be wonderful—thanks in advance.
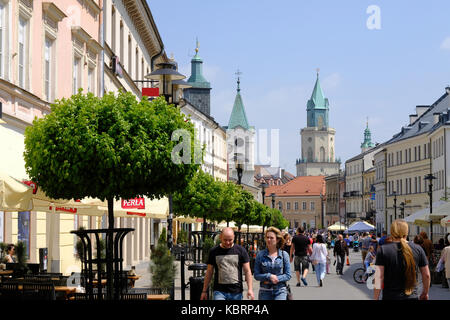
[333,239,349,256]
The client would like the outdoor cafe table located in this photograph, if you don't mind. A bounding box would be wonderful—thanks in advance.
[68,294,170,300]
[17,284,77,299]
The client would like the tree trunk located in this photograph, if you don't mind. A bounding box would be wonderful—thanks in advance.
[106,197,114,300]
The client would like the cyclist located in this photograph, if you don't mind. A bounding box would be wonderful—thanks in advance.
[363,246,376,277]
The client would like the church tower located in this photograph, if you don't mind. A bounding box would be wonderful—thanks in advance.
[226,73,255,187]
[183,39,212,115]
[296,71,340,177]
[361,118,375,153]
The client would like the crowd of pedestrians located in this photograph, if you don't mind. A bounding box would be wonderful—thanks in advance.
[200,221,450,301]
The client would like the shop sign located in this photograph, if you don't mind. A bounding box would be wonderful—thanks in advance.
[22,180,38,194]
[126,212,146,217]
[49,206,77,214]
[121,198,145,209]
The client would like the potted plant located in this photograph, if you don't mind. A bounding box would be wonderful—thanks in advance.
[149,228,177,298]
[14,241,28,277]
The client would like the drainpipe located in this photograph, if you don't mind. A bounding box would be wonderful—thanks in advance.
[99,0,105,97]
[150,46,165,88]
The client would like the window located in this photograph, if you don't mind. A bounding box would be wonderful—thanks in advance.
[18,16,28,88]
[295,202,298,210]
[310,202,315,210]
[135,47,139,83]
[128,35,131,74]
[278,201,282,211]
[44,38,53,101]
[418,145,421,160]
[111,6,116,53]
[73,56,81,94]
[287,202,291,210]
[302,202,307,210]
[119,21,124,64]
[88,67,95,93]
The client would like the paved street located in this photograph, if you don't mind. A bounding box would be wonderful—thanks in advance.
[134,248,450,300]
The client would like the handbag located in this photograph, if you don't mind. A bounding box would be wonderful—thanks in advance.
[282,253,293,300]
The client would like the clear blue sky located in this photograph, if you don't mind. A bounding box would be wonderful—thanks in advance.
[148,0,450,174]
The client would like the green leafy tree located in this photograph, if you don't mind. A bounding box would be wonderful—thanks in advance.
[24,91,200,298]
[172,170,223,241]
[214,181,240,226]
[271,208,289,230]
[232,189,258,232]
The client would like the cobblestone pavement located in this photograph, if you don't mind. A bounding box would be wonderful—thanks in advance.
[133,248,450,300]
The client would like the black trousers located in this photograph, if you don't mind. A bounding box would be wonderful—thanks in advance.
[336,254,345,274]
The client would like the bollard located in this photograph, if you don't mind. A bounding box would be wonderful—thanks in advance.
[188,263,207,300]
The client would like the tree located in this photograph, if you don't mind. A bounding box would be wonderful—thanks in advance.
[150,228,176,290]
[24,91,200,298]
[215,181,240,226]
[271,207,289,230]
[172,169,222,241]
[232,189,258,232]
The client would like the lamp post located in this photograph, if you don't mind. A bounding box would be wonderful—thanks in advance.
[320,193,324,230]
[234,154,243,186]
[144,61,187,251]
[399,202,405,219]
[424,173,437,242]
[271,193,276,209]
[392,191,397,220]
[260,183,268,205]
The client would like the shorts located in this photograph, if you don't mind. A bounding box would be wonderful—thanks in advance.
[294,256,309,272]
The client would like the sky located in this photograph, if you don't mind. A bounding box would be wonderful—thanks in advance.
[148,0,450,175]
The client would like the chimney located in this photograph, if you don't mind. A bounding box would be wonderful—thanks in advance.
[409,114,418,125]
[416,106,430,118]
[433,112,440,125]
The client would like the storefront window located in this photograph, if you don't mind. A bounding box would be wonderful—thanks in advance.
[18,211,30,256]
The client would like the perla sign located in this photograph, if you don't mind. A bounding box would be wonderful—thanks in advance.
[121,198,145,209]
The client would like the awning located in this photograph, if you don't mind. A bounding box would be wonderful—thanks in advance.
[174,216,198,224]
[327,222,346,231]
[404,201,447,226]
[441,215,450,227]
[344,221,375,233]
[0,171,33,211]
[429,201,450,220]
[217,221,263,233]
[99,197,168,219]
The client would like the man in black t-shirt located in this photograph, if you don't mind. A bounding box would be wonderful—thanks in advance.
[201,227,254,300]
[290,227,311,287]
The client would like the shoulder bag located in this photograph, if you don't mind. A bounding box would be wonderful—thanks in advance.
[281,251,293,300]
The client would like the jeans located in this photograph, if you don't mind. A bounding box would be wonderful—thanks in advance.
[213,291,243,300]
[336,255,345,274]
[315,262,326,285]
[258,287,287,300]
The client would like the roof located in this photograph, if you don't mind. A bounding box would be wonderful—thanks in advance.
[228,90,250,130]
[307,75,328,110]
[387,91,449,144]
[266,176,325,197]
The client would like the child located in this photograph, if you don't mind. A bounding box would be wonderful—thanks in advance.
[364,246,376,273]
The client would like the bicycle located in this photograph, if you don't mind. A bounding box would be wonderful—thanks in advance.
[353,264,375,284]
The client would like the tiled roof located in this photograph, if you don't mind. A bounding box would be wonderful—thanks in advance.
[266,176,325,197]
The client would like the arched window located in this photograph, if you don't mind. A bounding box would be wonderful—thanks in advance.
[320,147,325,162]
[307,147,313,162]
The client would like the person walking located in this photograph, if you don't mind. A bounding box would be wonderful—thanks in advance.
[373,220,430,300]
[419,231,433,266]
[282,233,292,255]
[436,233,450,290]
[310,234,328,287]
[201,227,254,300]
[254,227,291,300]
[361,232,371,264]
[333,234,349,275]
[290,227,311,287]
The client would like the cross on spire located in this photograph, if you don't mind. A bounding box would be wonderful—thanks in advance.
[235,69,242,92]
[316,68,320,78]
[195,37,199,54]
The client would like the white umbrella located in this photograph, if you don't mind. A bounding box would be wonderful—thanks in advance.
[0,171,33,211]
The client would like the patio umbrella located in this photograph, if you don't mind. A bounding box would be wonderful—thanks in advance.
[327,222,346,231]
[440,215,450,228]
[0,171,33,211]
[344,221,375,233]
[404,201,446,226]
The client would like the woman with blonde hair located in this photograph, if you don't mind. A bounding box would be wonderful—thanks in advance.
[254,227,291,300]
[373,220,430,300]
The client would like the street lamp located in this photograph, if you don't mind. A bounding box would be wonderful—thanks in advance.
[391,191,397,220]
[144,61,187,251]
[234,153,243,185]
[271,193,276,209]
[260,183,268,205]
[424,173,437,242]
[320,193,324,229]
[399,202,405,219]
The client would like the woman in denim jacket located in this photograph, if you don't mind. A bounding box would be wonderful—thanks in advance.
[254,227,292,300]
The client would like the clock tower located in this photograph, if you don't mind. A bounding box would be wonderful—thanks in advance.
[296,71,340,176]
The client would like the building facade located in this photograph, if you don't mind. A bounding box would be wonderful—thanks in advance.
[325,171,345,227]
[374,148,387,233]
[265,176,326,230]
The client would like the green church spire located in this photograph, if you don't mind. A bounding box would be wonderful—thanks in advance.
[228,71,250,130]
[187,38,210,88]
[361,118,375,151]
[307,70,329,128]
